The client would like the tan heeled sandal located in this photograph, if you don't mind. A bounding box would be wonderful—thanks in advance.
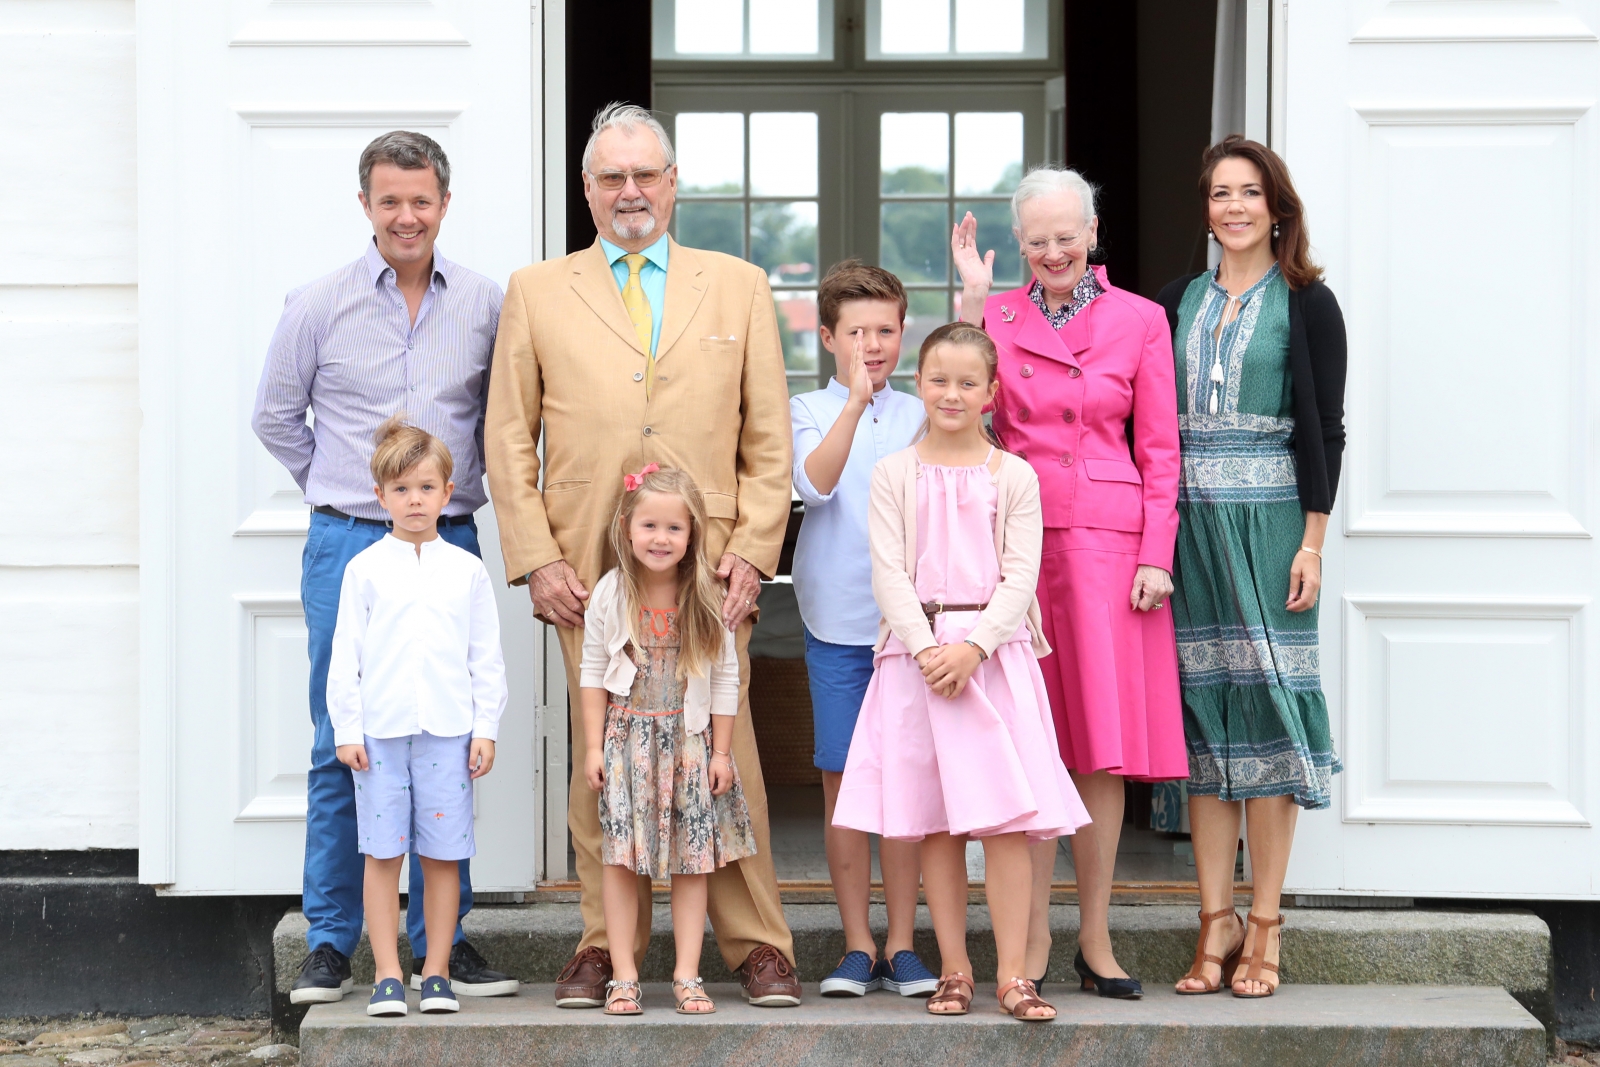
[1232,913,1283,998]
[1176,907,1245,995]
[997,976,1056,1021]
[926,973,974,1016]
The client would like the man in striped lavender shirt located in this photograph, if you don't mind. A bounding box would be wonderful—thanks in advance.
[252,131,519,1006]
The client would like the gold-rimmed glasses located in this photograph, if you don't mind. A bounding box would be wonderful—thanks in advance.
[590,167,671,191]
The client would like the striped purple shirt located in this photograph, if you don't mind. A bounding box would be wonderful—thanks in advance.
[252,239,503,520]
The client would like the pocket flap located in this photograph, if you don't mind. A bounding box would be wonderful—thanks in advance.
[1081,458,1142,485]
[703,491,739,519]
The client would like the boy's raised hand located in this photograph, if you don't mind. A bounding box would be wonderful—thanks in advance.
[469,738,496,779]
[583,747,605,792]
[845,329,874,407]
[336,744,369,772]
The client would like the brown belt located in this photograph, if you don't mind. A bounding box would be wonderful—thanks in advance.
[922,600,988,619]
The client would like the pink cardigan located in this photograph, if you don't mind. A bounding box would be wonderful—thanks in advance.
[867,446,1050,660]
[984,267,1181,571]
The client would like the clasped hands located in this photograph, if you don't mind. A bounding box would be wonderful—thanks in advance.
[915,641,984,700]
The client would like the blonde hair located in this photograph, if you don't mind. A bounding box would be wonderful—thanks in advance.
[606,467,727,681]
[914,322,1005,449]
[370,415,454,485]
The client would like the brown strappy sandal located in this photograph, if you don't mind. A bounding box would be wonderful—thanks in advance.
[603,979,643,1015]
[1176,907,1245,995]
[997,977,1056,1021]
[1232,913,1283,998]
[672,976,715,1015]
[926,973,974,1016]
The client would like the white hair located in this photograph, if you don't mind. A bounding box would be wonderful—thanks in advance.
[1010,166,1097,231]
[582,102,676,173]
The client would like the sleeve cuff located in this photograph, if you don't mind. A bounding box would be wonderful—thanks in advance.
[472,726,499,742]
[333,729,363,748]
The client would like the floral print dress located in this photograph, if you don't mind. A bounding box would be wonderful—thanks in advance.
[599,607,758,876]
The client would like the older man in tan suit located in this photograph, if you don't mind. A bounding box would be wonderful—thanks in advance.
[485,103,799,1007]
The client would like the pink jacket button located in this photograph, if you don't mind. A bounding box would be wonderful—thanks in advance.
[1020,364,1035,378]
[1059,452,1074,466]
[1062,409,1076,423]
[1018,407,1031,422]
[1068,366,1082,378]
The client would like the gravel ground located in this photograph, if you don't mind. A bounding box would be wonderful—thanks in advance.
[0,1014,1592,1065]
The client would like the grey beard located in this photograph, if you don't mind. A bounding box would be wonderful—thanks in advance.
[612,202,658,241]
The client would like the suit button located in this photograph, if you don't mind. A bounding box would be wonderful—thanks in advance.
[1062,409,1075,423]
[1059,452,1074,466]
[1068,366,1082,378]
[643,426,653,436]
[1020,364,1035,378]
[1018,407,1030,422]
[633,371,644,382]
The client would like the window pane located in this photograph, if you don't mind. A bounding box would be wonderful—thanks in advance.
[881,113,949,195]
[900,290,951,369]
[881,0,949,53]
[775,290,820,376]
[955,0,1024,53]
[955,199,1023,286]
[752,202,819,284]
[750,113,818,197]
[751,0,819,54]
[675,202,744,258]
[880,202,949,283]
[955,112,1023,195]
[675,113,744,195]
[676,0,743,54]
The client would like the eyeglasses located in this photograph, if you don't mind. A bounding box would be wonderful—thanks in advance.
[590,168,670,191]
[1022,231,1088,254]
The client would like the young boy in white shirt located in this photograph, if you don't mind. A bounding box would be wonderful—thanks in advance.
[789,261,937,998]
[328,418,507,1017]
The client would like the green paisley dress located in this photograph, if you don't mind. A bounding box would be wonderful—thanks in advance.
[1170,265,1341,809]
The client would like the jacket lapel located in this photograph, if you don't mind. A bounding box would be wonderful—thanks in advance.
[655,237,709,364]
[1008,292,1083,370]
[569,240,647,356]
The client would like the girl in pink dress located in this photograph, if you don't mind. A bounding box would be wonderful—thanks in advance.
[834,322,1091,1022]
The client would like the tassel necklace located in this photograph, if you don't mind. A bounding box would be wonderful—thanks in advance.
[1209,294,1240,415]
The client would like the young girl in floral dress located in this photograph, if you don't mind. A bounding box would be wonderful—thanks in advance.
[580,465,757,1016]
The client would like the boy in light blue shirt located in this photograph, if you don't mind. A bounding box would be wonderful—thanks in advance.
[790,261,935,998]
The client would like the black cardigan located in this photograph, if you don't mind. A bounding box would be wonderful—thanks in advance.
[1155,272,1348,514]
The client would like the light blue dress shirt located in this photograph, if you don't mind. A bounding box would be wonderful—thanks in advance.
[790,379,927,646]
[599,234,669,356]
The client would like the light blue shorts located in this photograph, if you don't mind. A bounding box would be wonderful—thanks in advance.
[352,732,475,861]
[804,628,878,774]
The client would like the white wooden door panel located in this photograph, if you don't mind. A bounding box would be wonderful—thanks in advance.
[139,0,545,893]
[1283,0,1599,898]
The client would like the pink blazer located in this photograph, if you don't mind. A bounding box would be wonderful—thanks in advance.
[984,267,1181,571]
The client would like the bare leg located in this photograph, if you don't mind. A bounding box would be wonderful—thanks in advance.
[1175,794,1246,992]
[985,832,1055,1019]
[364,856,405,982]
[601,864,641,982]
[880,837,921,958]
[1235,795,1298,995]
[1024,839,1057,980]
[1068,770,1128,978]
[670,873,713,1011]
[417,857,460,980]
[919,831,971,1012]
[822,770,878,958]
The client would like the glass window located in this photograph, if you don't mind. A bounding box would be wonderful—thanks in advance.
[867,0,1050,61]
[655,0,835,61]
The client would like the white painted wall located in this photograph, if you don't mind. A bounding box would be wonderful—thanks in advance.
[0,0,140,848]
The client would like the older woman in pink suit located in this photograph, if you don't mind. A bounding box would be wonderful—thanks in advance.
[955,166,1185,998]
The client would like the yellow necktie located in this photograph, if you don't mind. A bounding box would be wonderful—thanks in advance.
[621,253,655,398]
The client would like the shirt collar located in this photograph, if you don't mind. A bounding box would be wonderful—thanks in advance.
[600,233,670,273]
[364,236,451,290]
[826,376,894,406]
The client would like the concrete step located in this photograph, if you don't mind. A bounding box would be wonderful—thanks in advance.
[273,902,1552,1019]
[298,982,1546,1067]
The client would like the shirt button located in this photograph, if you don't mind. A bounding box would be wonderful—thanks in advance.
[1017,407,1030,422]
[1068,366,1082,378]
[1060,452,1074,466]
[1062,409,1076,423]
[633,371,644,382]
[643,426,653,436]
[1020,364,1035,378]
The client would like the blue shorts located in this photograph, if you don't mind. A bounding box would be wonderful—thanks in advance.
[804,628,877,773]
[352,732,476,861]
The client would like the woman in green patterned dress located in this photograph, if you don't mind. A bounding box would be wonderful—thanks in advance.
[1156,136,1347,999]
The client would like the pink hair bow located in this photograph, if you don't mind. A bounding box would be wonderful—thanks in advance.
[623,463,659,492]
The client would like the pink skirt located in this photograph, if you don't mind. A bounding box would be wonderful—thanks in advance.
[832,620,1091,843]
[1037,527,1187,780]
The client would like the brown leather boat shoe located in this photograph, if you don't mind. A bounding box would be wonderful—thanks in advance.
[554,946,612,1008]
[736,944,801,1007]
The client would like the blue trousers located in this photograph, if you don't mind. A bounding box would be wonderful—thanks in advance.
[301,511,478,958]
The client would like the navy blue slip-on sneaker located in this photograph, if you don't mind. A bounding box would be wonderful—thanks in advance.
[367,977,409,1017]
[418,974,460,1014]
[878,950,941,997]
[819,950,880,997]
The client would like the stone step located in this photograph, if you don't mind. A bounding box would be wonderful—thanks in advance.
[273,902,1552,1019]
[298,982,1546,1067]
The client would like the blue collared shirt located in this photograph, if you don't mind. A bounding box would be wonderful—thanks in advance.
[599,233,669,356]
[790,379,926,646]
[251,238,504,519]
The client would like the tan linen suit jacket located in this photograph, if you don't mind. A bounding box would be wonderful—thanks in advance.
[484,237,794,968]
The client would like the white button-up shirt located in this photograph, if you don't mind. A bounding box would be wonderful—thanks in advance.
[327,535,507,747]
[790,379,926,646]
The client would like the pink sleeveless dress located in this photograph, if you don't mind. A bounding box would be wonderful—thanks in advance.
[832,458,1091,842]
